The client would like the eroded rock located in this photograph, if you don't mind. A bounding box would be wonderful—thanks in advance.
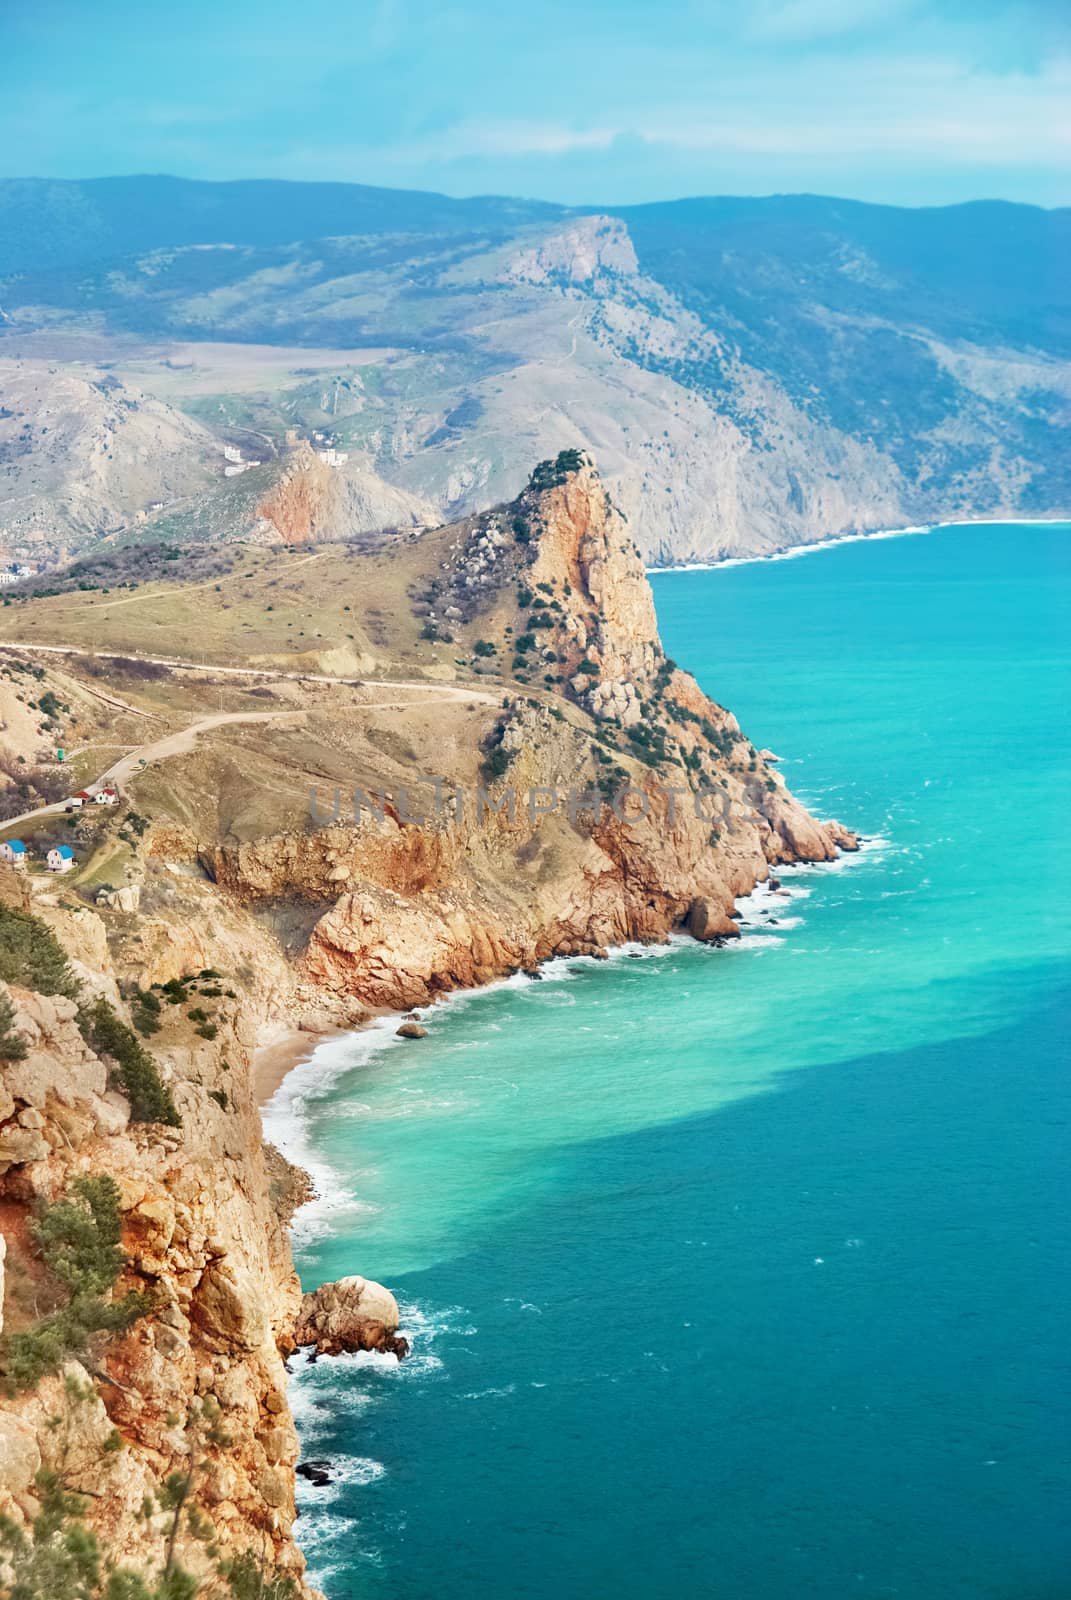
[291,1275,407,1359]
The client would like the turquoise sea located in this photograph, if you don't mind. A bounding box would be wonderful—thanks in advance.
[265,521,1071,1600]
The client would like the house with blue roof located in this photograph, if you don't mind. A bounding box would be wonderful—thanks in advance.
[47,844,75,873]
[1,839,28,869]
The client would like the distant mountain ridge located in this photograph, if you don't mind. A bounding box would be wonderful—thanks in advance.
[0,176,1067,563]
[0,175,566,275]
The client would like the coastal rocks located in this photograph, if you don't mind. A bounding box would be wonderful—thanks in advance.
[687,897,741,942]
[396,1022,428,1039]
[290,1275,408,1360]
[581,676,644,726]
[0,895,315,1594]
[302,885,523,1009]
[190,1259,271,1354]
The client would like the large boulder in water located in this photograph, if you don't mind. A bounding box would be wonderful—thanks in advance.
[687,897,740,942]
[290,1275,408,1359]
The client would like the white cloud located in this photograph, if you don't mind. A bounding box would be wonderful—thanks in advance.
[315,54,1070,173]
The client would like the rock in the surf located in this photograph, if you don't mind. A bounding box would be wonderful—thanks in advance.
[290,1275,408,1359]
[687,897,741,942]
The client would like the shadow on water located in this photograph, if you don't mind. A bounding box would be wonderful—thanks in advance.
[297,970,1071,1600]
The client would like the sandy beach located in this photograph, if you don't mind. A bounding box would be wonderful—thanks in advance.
[254,1024,340,1106]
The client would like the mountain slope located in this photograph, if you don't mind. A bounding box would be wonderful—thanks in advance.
[1,178,1067,562]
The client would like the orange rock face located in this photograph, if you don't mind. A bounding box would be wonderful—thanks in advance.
[255,445,341,543]
[214,458,855,1010]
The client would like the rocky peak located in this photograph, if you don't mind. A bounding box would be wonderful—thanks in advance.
[505,216,638,286]
[426,450,673,723]
[490,451,659,725]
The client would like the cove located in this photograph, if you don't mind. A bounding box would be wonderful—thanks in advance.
[267,521,1071,1600]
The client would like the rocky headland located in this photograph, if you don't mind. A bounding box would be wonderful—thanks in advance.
[0,452,854,1596]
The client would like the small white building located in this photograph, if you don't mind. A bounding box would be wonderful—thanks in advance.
[0,839,28,869]
[94,786,118,806]
[315,448,349,468]
[47,845,74,873]
[223,445,244,464]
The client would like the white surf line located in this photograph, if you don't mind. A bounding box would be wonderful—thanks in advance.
[646,515,1070,574]
[260,838,878,1247]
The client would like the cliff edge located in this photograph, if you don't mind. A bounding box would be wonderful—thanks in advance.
[0,450,854,1596]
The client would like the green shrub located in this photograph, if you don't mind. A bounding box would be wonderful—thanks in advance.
[34,1175,126,1298]
[0,905,79,998]
[218,1549,297,1600]
[131,988,162,1037]
[528,449,586,491]
[187,1007,208,1023]
[473,640,496,657]
[78,998,180,1127]
[480,745,514,783]
[0,990,28,1060]
[0,1176,149,1393]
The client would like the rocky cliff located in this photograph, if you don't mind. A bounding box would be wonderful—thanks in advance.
[0,877,327,1596]
[0,452,855,1594]
[211,455,854,1009]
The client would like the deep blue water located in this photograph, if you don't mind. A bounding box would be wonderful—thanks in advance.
[267,522,1071,1600]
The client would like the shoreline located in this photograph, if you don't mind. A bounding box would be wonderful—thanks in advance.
[645,514,1070,574]
[254,1023,345,1106]
[257,837,886,1237]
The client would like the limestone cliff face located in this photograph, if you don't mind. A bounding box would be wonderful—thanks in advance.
[0,455,856,1591]
[210,458,854,1010]
[254,445,342,543]
[506,216,638,286]
[0,895,317,1596]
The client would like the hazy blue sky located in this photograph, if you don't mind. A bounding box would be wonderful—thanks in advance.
[1,0,1067,205]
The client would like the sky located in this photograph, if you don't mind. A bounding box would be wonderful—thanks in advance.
[1,0,1068,207]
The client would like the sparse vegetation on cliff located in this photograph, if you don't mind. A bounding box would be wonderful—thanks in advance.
[528,448,587,491]
[129,987,162,1038]
[0,906,79,999]
[0,1176,149,1394]
[0,1392,297,1600]
[0,991,28,1060]
[77,998,181,1128]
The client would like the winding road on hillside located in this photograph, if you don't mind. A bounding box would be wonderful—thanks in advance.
[0,649,497,832]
